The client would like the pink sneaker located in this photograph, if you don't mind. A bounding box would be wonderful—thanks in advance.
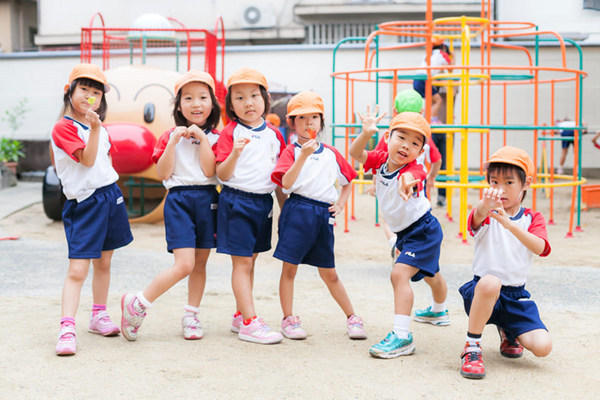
[89,311,120,336]
[56,325,77,356]
[238,317,283,344]
[347,315,367,340]
[182,314,204,340]
[231,312,242,333]
[281,315,307,340]
[121,293,147,341]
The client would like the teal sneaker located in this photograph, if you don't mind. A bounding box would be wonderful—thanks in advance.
[414,306,450,326]
[369,332,415,359]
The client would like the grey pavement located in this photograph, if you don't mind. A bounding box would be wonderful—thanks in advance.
[0,181,42,220]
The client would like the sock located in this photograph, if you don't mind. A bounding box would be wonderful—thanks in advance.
[431,300,446,313]
[388,236,396,249]
[92,304,106,316]
[60,317,75,327]
[466,332,482,350]
[233,310,242,318]
[243,316,257,326]
[392,314,411,339]
[136,291,152,310]
[184,304,200,317]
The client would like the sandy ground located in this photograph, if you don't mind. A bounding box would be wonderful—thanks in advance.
[1,182,599,399]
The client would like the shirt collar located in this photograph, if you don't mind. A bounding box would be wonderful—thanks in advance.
[236,119,266,132]
[64,115,89,130]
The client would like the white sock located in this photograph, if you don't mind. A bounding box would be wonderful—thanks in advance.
[392,314,411,339]
[136,291,152,309]
[184,304,200,317]
[431,300,446,313]
[388,236,396,249]
[466,334,482,350]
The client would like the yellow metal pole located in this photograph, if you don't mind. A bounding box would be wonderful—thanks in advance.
[459,18,470,243]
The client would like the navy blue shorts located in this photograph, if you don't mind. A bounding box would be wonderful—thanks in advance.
[413,79,440,99]
[459,276,548,341]
[393,210,443,282]
[164,185,218,252]
[62,183,133,259]
[216,186,273,257]
[560,129,574,149]
[274,194,335,268]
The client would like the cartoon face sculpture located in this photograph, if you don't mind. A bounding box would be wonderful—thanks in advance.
[104,65,182,223]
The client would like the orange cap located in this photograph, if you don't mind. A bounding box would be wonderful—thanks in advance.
[389,112,431,139]
[66,63,110,93]
[432,35,445,46]
[226,67,268,90]
[174,70,215,95]
[265,113,281,127]
[485,146,534,177]
[286,91,325,117]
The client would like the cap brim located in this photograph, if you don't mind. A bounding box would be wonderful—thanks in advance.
[484,157,531,176]
[390,123,428,138]
[72,73,111,93]
[287,106,324,117]
[228,79,268,90]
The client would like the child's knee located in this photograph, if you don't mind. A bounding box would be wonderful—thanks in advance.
[319,268,338,283]
[523,331,552,357]
[282,265,298,280]
[174,260,195,277]
[475,275,502,297]
[67,264,88,283]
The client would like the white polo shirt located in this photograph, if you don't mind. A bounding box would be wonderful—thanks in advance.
[271,142,357,204]
[468,207,551,286]
[152,128,220,189]
[216,120,286,194]
[51,116,118,202]
[364,150,430,232]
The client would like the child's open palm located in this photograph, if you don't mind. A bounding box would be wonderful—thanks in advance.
[358,105,386,136]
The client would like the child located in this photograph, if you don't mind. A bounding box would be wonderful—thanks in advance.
[556,117,587,174]
[120,71,221,341]
[350,109,449,358]
[270,91,366,340]
[215,67,287,344]
[51,63,133,355]
[459,146,552,379]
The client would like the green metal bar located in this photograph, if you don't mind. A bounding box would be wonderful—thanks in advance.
[374,26,380,225]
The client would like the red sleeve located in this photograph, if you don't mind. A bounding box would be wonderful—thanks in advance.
[324,144,357,183]
[215,122,236,163]
[363,150,388,173]
[375,133,388,152]
[52,118,86,162]
[210,129,220,155]
[525,209,551,257]
[270,143,296,187]
[427,138,441,163]
[151,129,173,164]
[467,208,490,237]
[267,122,287,156]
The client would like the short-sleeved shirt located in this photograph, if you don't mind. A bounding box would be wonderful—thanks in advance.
[215,120,286,194]
[364,150,430,232]
[418,48,451,76]
[152,128,220,189]
[468,207,551,286]
[51,116,118,202]
[271,142,357,204]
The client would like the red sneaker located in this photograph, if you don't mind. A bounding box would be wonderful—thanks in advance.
[460,343,485,379]
[498,327,523,358]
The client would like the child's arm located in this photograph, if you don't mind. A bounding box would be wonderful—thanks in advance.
[427,159,441,185]
[281,140,319,189]
[188,125,216,177]
[329,182,351,216]
[489,209,547,255]
[274,186,287,209]
[350,105,386,164]
[216,137,250,181]
[74,109,102,167]
[155,127,187,180]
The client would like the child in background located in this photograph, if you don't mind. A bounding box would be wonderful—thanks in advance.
[459,146,552,379]
[271,91,366,340]
[556,117,587,174]
[51,64,133,355]
[215,67,287,344]
[120,71,221,341]
[350,109,449,358]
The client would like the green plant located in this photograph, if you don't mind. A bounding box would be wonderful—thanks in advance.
[3,98,29,133]
[0,138,25,163]
[1,98,29,164]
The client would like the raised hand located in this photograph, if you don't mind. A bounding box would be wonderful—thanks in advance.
[480,187,504,215]
[169,126,188,144]
[187,124,206,141]
[358,105,386,136]
[85,108,101,130]
[398,173,420,200]
[300,139,319,157]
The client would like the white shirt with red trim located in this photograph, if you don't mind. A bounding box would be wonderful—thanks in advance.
[418,48,451,76]
[468,207,552,286]
[152,128,220,189]
[51,116,118,202]
[271,143,357,204]
[216,120,286,194]
[364,150,430,232]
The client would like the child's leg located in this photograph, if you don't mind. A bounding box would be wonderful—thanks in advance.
[231,255,257,319]
[91,250,113,306]
[390,263,419,316]
[517,329,552,357]
[559,146,569,169]
[467,275,501,334]
[279,262,298,317]
[187,249,210,307]
[415,272,450,326]
[431,93,443,122]
[61,259,91,317]
[143,248,196,303]
[424,272,448,305]
[318,267,355,317]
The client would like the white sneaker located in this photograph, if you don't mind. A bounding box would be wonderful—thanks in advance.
[182,314,204,340]
[238,317,283,344]
[120,293,146,341]
[281,315,307,340]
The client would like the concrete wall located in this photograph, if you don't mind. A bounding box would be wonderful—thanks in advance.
[0,42,599,171]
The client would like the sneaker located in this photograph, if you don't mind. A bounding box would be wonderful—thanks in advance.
[281,315,307,340]
[498,327,523,358]
[88,311,120,336]
[460,343,485,379]
[238,317,283,344]
[413,306,450,326]
[120,293,147,341]
[182,314,204,340]
[369,332,415,358]
[556,167,564,175]
[231,312,242,333]
[436,196,446,207]
[56,325,77,356]
[347,315,367,339]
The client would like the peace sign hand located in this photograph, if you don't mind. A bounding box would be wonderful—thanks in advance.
[397,173,421,200]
